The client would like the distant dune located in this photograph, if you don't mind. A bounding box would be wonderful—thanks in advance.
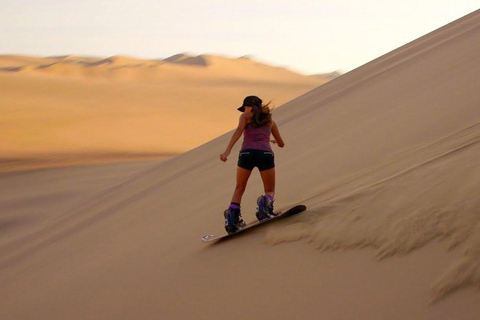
[0,53,328,172]
[310,70,342,80]
[163,53,209,66]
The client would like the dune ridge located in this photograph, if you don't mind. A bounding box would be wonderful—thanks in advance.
[264,9,480,302]
[0,53,318,81]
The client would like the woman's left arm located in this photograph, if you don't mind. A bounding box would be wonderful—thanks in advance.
[271,121,285,148]
[220,114,248,162]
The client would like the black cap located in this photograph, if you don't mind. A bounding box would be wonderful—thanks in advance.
[237,95,262,112]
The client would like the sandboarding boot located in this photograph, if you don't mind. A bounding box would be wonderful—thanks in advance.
[256,195,276,221]
[224,207,246,234]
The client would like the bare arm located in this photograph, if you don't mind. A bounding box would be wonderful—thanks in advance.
[271,121,285,148]
[220,114,248,162]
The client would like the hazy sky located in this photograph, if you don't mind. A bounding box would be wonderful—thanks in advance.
[1,1,478,74]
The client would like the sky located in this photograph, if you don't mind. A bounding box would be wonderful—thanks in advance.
[0,1,478,74]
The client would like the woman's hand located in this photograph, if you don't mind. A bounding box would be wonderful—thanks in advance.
[220,150,230,162]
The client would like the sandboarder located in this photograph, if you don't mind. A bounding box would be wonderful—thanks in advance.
[220,95,285,234]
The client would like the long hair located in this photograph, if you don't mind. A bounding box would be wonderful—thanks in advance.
[250,101,273,128]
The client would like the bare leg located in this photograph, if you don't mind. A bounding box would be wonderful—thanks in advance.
[259,167,275,198]
[231,167,252,204]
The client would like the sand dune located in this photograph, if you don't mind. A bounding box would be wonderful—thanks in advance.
[164,53,209,66]
[1,9,480,320]
[0,53,326,172]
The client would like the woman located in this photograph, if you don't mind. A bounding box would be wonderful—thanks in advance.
[220,95,284,234]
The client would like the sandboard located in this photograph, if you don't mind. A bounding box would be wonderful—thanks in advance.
[201,204,307,243]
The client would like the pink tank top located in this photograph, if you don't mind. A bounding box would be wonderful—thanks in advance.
[241,123,273,152]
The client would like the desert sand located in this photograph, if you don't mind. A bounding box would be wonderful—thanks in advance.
[2,9,480,320]
[0,53,328,172]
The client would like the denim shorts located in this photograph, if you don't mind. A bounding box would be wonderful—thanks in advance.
[237,149,275,171]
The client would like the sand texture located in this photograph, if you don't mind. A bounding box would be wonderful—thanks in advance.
[2,9,480,320]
